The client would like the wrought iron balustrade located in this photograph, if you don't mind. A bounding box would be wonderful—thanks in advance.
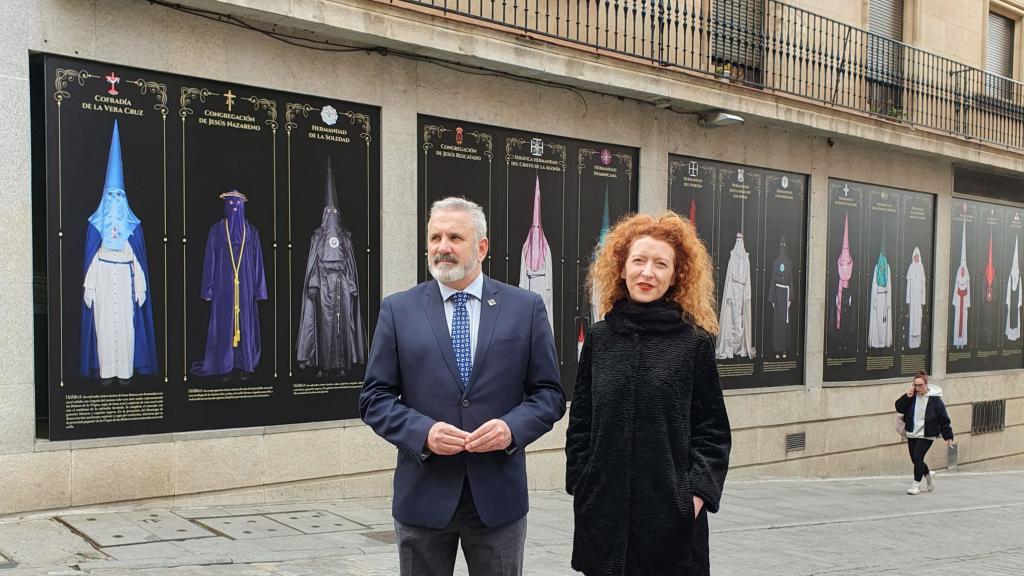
[394,0,1024,151]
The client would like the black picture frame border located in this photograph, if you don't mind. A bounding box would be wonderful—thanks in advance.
[822,177,938,383]
[32,52,383,441]
[946,192,1024,374]
[668,153,810,390]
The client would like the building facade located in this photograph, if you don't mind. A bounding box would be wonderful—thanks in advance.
[1,0,1023,514]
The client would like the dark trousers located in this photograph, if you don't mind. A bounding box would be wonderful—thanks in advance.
[907,438,933,482]
[394,479,527,576]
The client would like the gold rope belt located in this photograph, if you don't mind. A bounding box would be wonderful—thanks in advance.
[224,219,247,348]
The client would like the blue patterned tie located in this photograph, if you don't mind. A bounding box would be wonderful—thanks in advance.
[451,292,472,388]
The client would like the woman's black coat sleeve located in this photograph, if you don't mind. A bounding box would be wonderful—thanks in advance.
[689,334,732,513]
[565,335,593,495]
[895,394,912,414]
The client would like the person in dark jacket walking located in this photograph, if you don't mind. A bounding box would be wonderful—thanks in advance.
[895,369,954,495]
[566,211,731,576]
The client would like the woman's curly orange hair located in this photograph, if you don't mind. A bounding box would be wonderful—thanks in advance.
[588,211,719,335]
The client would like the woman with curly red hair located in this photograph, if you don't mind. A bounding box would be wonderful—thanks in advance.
[566,211,731,575]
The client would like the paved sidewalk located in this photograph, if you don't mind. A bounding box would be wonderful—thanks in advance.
[0,471,1021,575]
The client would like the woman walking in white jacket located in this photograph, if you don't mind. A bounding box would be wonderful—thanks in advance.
[895,370,954,495]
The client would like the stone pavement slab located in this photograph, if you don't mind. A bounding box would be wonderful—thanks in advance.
[193,516,302,540]
[264,511,364,534]
[120,511,217,542]
[0,517,106,567]
[60,513,164,547]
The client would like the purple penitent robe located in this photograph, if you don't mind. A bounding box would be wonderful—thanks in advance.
[191,196,267,376]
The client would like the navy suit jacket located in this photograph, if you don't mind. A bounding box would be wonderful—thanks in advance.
[359,275,565,528]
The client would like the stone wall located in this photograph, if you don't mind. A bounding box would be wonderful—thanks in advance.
[0,0,1020,514]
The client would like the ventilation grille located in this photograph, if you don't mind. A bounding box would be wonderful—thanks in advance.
[785,432,806,452]
[972,400,1006,434]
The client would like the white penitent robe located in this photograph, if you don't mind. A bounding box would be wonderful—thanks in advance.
[83,244,147,379]
[869,259,893,348]
[952,267,971,348]
[519,245,554,332]
[905,248,927,349]
[1006,275,1021,341]
[716,236,755,359]
[1007,240,1021,341]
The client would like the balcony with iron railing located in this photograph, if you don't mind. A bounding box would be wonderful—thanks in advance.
[393,0,1024,151]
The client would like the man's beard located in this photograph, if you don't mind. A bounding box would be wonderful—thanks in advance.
[428,247,479,283]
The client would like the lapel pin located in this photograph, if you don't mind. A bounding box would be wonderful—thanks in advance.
[487,299,496,306]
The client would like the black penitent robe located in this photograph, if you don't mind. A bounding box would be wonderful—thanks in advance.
[768,249,794,356]
[296,215,365,374]
[980,294,998,348]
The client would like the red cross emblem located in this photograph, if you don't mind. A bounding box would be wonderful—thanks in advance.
[105,72,120,95]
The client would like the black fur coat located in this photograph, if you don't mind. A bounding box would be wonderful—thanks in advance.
[566,299,732,575]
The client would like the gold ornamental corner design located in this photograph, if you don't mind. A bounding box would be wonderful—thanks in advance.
[53,68,93,103]
[422,124,449,153]
[179,87,212,118]
[342,111,372,144]
[548,143,567,168]
[577,148,598,173]
[244,96,278,130]
[129,79,170,116]
[285,103,315,132]
[469,131,494,161]
[614,152,633,180]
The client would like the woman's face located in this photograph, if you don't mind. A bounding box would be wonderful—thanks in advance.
[621,236,676,303]
[913,378,928,396]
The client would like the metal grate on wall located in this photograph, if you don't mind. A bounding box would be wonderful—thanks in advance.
[785,432,806,452]
[971,400,1006,434]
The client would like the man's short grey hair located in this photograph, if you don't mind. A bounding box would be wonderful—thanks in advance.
[429,197,488,242]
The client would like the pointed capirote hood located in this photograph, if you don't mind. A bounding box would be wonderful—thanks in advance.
[104,120,125,192]
[956,204,971,288]
[324,157,340,214]
[842,214,850,252]
[689,197,696,227]
[985,229,996,297]
[88,119,141,251]
[838,213,853,284]
[318,158,350,261]
[960,205,969,268]
[320,157,344,232]
[598,187,610,247]
[523,175,549,271]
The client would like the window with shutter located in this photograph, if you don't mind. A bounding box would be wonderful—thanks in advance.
[867,0,906,115]
[986,12,1015,99]
[712,0,765,82]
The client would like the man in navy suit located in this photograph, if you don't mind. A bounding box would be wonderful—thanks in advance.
[360,197,565,575]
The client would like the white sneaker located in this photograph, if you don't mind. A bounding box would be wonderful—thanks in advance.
[925,472,935,492]
[907,482,921,495]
